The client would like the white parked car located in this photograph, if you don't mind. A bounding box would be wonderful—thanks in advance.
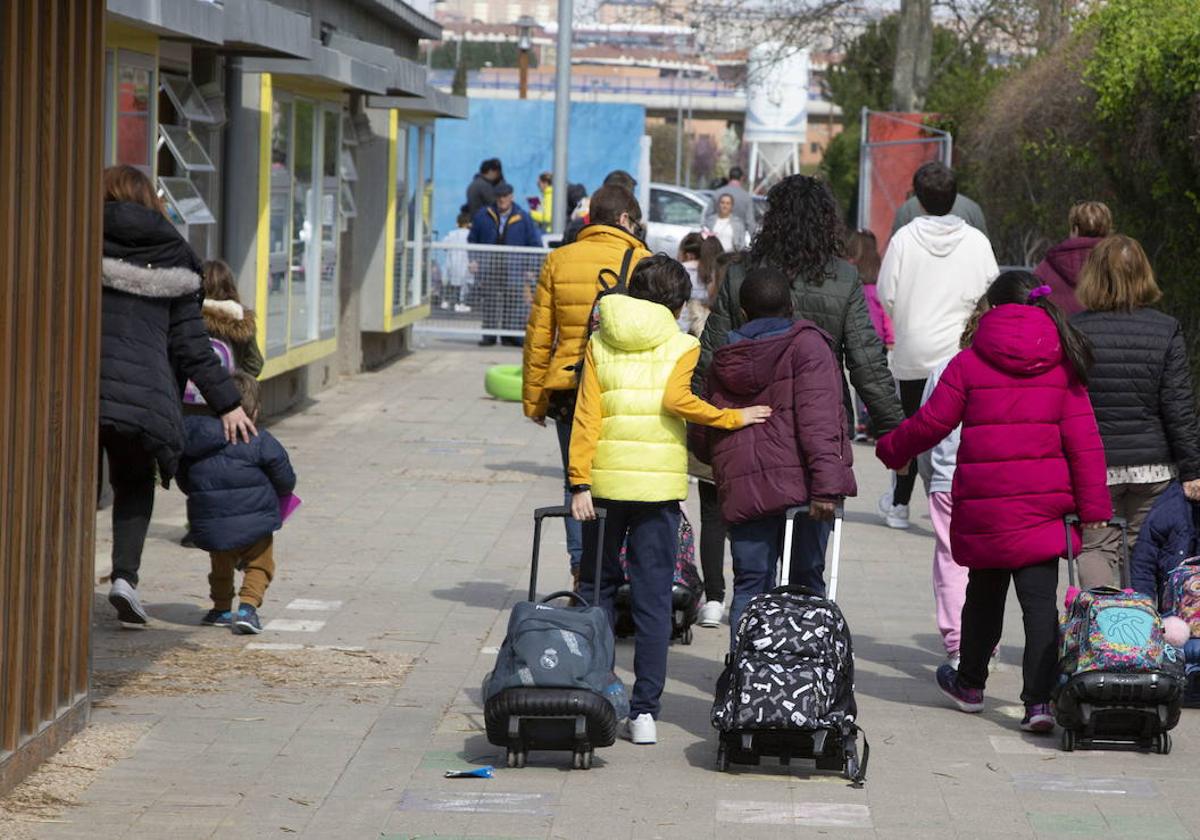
[644,183,709,256]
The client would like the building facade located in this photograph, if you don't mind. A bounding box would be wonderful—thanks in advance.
[103,0,466,414]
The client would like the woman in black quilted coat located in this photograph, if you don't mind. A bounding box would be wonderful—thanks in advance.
[100,165,256,627]
[697,175,903,591]
[1072,235,1200,588]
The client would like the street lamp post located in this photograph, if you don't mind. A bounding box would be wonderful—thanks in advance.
[550,0,572,232]
[516,15,536,100]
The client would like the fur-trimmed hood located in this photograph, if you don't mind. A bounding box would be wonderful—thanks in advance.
[102,257,201,298]
[202,299,257,344]
[103,200,203,297]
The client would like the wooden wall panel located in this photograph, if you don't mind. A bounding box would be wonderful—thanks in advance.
[0,0,103,794]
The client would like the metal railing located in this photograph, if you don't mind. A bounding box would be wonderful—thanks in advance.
[415,241,551,339]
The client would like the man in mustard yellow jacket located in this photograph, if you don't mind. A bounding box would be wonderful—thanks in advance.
[523,185,650,579]
[567,255,770,745]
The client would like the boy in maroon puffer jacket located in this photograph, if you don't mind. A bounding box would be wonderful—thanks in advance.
[703,266,858,638]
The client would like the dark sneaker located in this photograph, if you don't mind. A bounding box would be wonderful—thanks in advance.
[1020,703,1054,733]
[108,578,149,627]
[233,604,262,635]
[201,608,232,627]
[936,663,984,713]
[180,531,197,549]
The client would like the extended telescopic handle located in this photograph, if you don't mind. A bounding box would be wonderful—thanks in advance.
[780,505,845,602]
[530,506,607,604]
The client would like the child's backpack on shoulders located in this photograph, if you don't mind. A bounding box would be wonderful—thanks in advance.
[1163,557,1200,638]
[183,337,235,405]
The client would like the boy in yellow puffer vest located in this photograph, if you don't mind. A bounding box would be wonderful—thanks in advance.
[569,254,771,745]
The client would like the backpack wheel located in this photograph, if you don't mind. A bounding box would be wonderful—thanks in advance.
[681,626,694,646]
[572,750,582,769]
[581,749,594,770]
[515,749,527,768]
[716,741,730,772]
[1061,729,1076,752]
[1156,733,1172,755]
[506,747,519,768]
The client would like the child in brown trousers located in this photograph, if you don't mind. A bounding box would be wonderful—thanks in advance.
[177,373,296,634]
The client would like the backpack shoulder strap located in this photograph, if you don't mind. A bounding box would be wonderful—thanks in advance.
[597,247,636,293]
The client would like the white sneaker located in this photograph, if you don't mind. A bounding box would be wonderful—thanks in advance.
[626,713,657,744]
[454,303,472,313]
[108,578,149,627]
[698,600,724,628]
[876,491,910,530]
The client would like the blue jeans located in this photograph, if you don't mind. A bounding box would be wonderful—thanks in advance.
[555,418,583,569]
[581,499,679,718]
[728,513,832,641]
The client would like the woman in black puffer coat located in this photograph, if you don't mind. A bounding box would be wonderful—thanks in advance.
[100,165,257,627]
[1072,234,1200,588]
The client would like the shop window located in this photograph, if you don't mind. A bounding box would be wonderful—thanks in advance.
[161,73,218,124]
[266,92,344,354]
[114,52,156,171]
[159,177,216,225]
[266,98,293,358]
[155,72,217,232]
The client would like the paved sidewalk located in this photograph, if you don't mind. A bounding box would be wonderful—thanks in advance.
[22,339,1200,839]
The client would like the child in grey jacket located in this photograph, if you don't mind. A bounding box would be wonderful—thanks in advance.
[917,298,986,668]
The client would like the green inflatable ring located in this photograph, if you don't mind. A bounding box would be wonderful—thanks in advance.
[485,364,523,402]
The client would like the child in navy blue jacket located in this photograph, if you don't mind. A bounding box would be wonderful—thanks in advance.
[1130,481,1200,698]
[177,372,296,634]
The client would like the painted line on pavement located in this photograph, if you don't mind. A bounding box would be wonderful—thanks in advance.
[285,598,344,611]
[1011,773,1157,797]
[262,618,326,632]
[397,790,554,816]
[245,642,304,651]
[988,735,1096,756]
[716,800,872,828]
[480,646,500,655]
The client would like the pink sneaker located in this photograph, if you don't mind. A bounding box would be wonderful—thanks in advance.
[1020,703,1054,734]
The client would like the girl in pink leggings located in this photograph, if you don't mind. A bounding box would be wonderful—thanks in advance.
[918,300,988,668]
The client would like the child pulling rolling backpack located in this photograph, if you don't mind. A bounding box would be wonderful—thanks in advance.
[483,507,622,770]
[711,506,867,784]
[1055,516,1184,753]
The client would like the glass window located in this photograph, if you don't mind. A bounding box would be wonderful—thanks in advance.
[319,108,340,340]
[289,99,316,346]
[341,113,358,146]
[649,188,704,226]
[158,177,215,225]
[267,98,293,357]
[116,61,154,170]
[392,123,411,315]
[340,148,358,182]
[340,181,358,219]
[159,124,216,173]
[161,73,217,124]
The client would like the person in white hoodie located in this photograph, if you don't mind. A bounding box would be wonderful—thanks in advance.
[876,162,998,529]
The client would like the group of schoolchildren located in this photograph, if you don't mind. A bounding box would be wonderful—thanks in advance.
[181,260,297,634]
[545,169,1200,747]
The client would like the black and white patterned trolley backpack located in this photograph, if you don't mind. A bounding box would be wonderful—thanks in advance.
[712,506,868,784]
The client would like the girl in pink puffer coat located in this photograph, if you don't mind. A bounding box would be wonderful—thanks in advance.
[876,270,1112,734]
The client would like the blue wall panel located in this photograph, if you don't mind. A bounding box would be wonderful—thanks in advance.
[433,99,644,238]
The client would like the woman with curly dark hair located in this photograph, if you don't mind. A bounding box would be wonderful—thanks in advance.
[695,175,902,598]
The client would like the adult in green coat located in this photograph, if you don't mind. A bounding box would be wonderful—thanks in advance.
[695,176,903,435]
[695,175,904,590]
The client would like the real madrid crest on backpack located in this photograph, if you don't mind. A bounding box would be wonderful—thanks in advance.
[711,506,868,784]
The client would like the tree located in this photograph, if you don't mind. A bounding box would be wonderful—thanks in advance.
[821,14,1002,218]
[892,0,934,110]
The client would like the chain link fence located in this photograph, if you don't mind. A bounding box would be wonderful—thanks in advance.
[416,242,551,339]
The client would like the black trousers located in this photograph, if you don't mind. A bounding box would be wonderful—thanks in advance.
[99,428,157,587]
[892,378,928,506]
[957,560,1059,705]
[698,481,726,603]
